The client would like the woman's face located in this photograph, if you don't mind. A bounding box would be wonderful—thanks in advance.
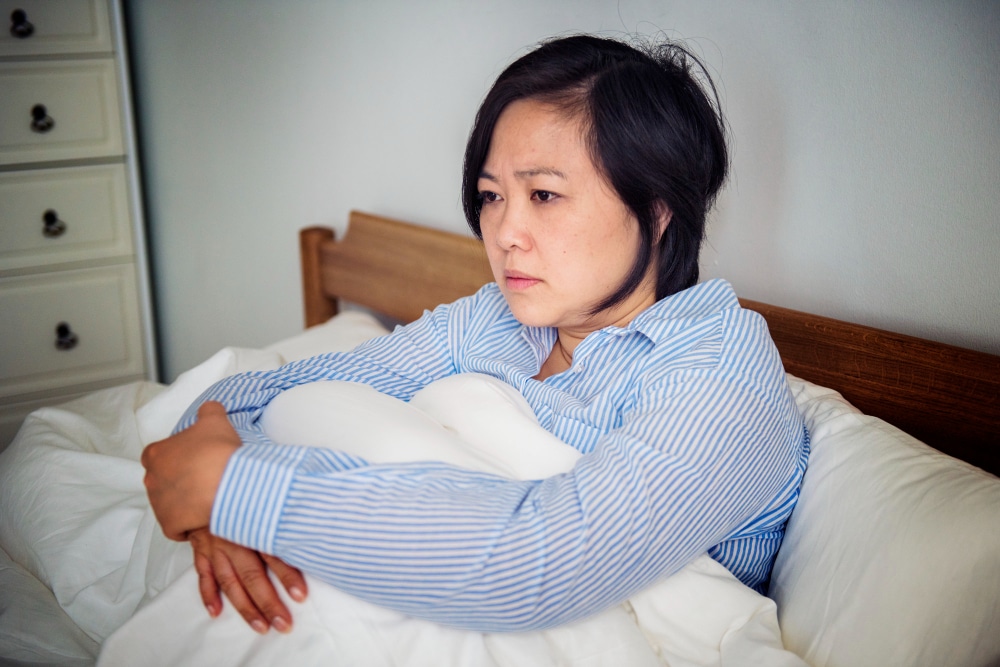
[478,98,658,336]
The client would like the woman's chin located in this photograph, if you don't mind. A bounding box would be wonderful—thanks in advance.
[505,300,558,329]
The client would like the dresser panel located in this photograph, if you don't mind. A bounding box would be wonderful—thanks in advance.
[0,59,123,166]
[0,164,133,271]
[0,0,154,451]
[0,264,144,399]
[0,0,111,56]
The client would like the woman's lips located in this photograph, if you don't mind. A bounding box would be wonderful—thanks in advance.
[505,271,540,291]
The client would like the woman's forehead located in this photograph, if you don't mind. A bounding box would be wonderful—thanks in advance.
[483,100,591,173]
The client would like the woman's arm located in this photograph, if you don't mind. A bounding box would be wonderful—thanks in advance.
[173,299,471,439]
[143,401,309,634]
[209,322,805,631]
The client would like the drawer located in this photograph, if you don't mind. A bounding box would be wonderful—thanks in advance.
[0,164,133,272]
[0,0,111,57]
[0,59,123,166]
[0,264,145,400]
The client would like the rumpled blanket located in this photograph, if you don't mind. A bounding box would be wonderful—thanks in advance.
[0,314,805,667]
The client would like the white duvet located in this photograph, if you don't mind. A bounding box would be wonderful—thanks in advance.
[0,313,805,667]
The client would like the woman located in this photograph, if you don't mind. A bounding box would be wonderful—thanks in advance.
[142,34,808,636]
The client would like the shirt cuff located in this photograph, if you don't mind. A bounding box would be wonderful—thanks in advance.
[210,441,309,552]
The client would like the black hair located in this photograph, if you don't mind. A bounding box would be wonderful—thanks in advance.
[461,34,729,309]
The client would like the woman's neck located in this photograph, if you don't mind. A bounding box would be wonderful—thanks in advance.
[533,333,577,381]
[533,288,656,381]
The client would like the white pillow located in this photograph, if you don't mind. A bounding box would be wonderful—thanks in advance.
[771,376,1000,667]
[262,374,581,480]
[267,310,392,363]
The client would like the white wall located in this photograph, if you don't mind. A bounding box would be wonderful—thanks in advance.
[124,0,1000,381]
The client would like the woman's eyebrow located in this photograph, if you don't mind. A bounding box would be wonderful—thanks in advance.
[515,167,566,180]
[478,167,567,181]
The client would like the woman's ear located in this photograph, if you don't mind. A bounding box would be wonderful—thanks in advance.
[653,201,672,242]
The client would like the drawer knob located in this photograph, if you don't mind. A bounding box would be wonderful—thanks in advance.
[55,322,79,351]
[9,9,34,39]
[31,104,55,133]
[42,209,67,238]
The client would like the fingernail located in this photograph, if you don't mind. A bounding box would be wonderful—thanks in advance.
[272,616,291,633]
[206,604,219,618]
[289,586,306,602]
[250,619,268,634]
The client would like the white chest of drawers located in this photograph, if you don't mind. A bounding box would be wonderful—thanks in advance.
[0,0,156,449]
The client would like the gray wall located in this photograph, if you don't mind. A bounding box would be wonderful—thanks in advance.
[125,1,1000,381]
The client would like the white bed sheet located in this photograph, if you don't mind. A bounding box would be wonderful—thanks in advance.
[0,543,97,667]
[0,313,804,667]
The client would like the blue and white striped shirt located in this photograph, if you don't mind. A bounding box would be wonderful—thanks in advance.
[182,278,808,631]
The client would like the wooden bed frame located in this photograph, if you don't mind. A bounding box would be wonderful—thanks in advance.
[301,210,1000,476]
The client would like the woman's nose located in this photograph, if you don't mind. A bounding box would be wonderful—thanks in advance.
[494,202,531,251]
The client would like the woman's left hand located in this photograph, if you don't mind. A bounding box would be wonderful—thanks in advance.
[189,528,306,634]
[141,401,240,540]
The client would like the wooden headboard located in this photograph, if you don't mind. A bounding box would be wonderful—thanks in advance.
[301,211,1000,476]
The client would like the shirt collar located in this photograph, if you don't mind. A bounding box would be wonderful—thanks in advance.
[629,278,739,343]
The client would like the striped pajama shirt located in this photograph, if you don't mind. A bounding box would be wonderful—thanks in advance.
[179,278,809,631]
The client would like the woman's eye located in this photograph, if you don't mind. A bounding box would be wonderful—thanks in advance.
[533,190,556,202]
[479,191,501,204]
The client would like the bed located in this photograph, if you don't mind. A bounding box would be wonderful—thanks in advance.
[1,210,998,667]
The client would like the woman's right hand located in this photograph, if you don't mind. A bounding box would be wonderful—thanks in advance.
[188,527,308,634]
